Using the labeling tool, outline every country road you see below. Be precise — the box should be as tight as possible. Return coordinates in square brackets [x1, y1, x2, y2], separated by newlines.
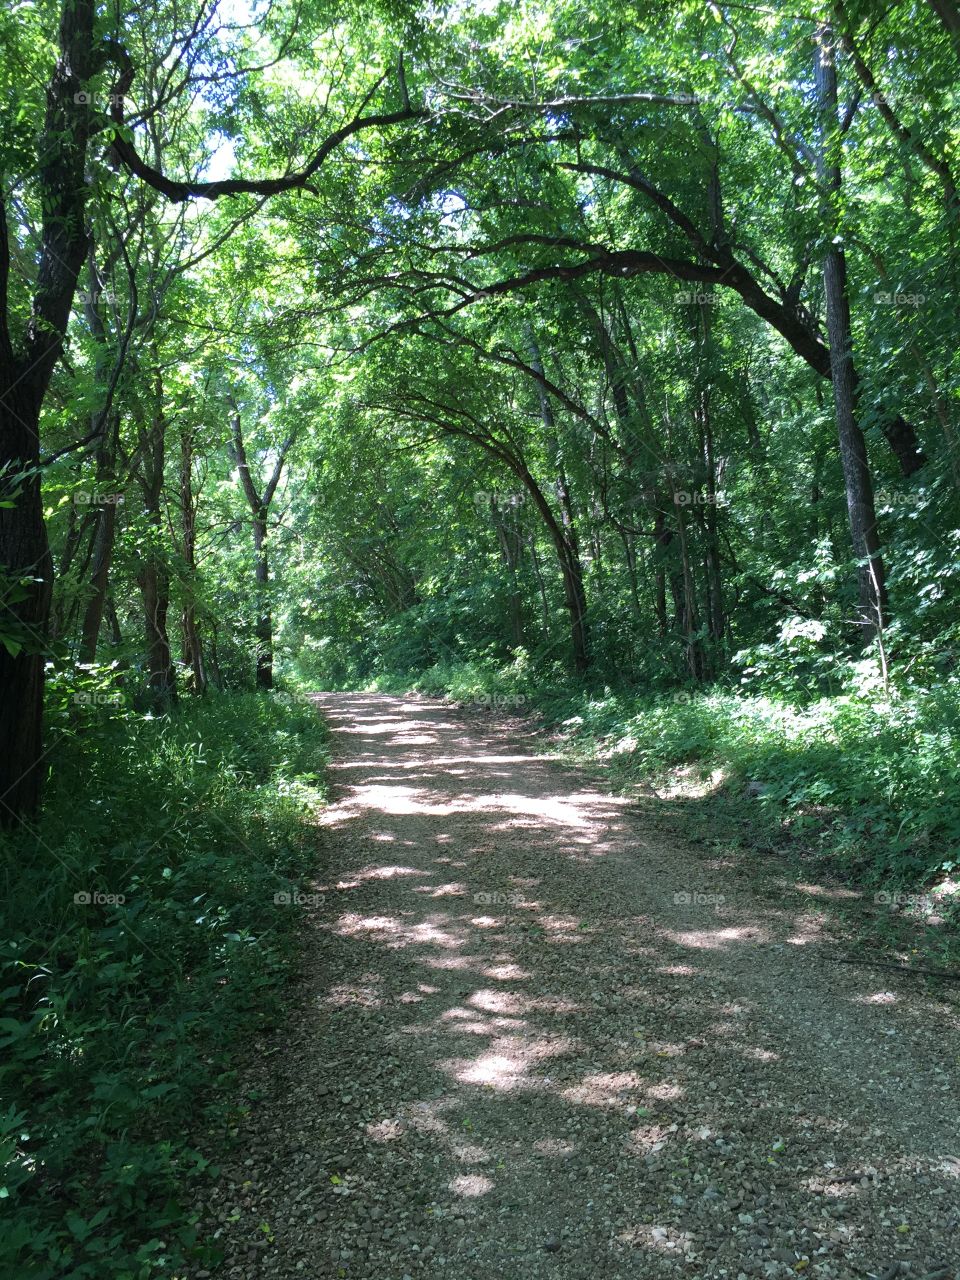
[193, 693, 960, 1280]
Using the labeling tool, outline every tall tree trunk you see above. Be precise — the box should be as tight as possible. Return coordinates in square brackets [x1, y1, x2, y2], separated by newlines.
[528, 534, 551, 634]
[251, 516, 273, 690]
[230, 404, 296, 690]
[139, 555, 176, 703]
[694, 295, 725, 651]
[179, 429, 207, 693]
[490, 498, 525, 651]
[0, 0, 97, 822]
[653, 509, 670, 638]
[524, 324, 590, 672]
[0, 396, 52, 824]
[78, 404, 122, 664]
[79, 493, 119, 663]
[815, 22, 887, 639]
[136, 389, 177, 707]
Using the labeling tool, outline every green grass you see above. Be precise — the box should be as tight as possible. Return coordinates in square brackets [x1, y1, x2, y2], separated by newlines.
[0, 687, 327, 1280]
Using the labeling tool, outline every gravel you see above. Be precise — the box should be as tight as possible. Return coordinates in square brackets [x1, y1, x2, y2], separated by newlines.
[184, 692, 960, 1280]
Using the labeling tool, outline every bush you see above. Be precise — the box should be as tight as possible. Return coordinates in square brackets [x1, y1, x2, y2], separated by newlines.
[0, 689, 327, 1280]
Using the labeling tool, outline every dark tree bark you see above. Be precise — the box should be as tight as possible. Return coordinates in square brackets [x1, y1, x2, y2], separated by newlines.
[230, 404, 296, 690]
[881, 415, 928, 477]
[79, 480, 120, 663]
[0, 0, 97, 823]
[179, 428, 207, 694]
[815, 23, 887, 638]
[135, 389, 177, 707]
[525, 325, 590, 673]
[489, 497, 526, 652]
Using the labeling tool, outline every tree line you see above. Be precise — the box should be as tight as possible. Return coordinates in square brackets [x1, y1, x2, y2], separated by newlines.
[2, 0, 958, 821]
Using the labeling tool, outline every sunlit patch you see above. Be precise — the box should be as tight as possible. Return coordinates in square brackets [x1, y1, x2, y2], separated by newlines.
[360, 863, 422, 878]
[795, 881, 861, 900]
[657, 963, 698, 976]
[854, 990, 897, 1005]
[561, 1080, 630, 1107]
[743, 1046, 779, 1061]
[415, 881, 468, 899]
[421, 954, 479, 971]
[644, 1081, 683, 1101]
[623, 1222, 697, 1255]
[452, 1052, 529, 1088]
[366, 1118, 402, 1141]
[623, 1130, 671, 1157]
[534, 1137, 576, 1157]
[656, 765, 728, 800]
[453, 1018, 501, 1036]
[470, 915, 506, 928]
[451, 1142, 489, 1163]
[666, 925, 767, 949]
[449, 1173, 493, 1197]
[482, 963, 531, 981]
[370, 832, 397, 842]
[398, 1100, 449, 1135]
[525, 995, 583, 1017]
[469, 989, 524, 1015]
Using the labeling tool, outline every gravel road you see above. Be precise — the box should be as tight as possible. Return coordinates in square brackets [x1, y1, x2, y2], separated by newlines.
[191, 693, 960, 1280]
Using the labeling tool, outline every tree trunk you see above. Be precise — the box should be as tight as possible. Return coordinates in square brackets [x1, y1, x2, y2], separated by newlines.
[0, 0, 97, 821]
[525, 324, 590, 672]
[0, 395, 52, 825]
[230, 405, 295, 690]
[179, 429, 207, 693]
[815, 22, 887, 639]
[136, 389, 177, 708]
[138, 557, 176, 704]
[252, 516, 273, 690]
[490, 498, 526, 651]
[653, 509, 669, 638]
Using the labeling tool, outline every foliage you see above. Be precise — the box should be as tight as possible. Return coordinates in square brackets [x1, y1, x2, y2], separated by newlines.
[3, 0, 960, 1262]
[0, 689, 327, 1279]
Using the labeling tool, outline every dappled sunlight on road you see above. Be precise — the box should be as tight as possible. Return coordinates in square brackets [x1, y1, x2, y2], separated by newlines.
[220, 692, 960, 1279]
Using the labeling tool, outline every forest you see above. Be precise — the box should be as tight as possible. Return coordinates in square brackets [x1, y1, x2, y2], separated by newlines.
[2, 0, 960, 1276]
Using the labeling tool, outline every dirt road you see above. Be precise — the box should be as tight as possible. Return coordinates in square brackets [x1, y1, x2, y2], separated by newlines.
[196, 693, 960, 1280]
